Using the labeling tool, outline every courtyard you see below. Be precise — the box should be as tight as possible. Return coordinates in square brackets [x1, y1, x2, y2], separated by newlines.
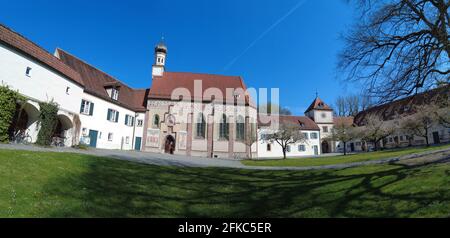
[0, 144, 449, 218]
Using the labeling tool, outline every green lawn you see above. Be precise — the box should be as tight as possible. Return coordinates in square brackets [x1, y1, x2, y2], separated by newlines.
[0, 149, 449, 218]
[242, 144, 450, 167]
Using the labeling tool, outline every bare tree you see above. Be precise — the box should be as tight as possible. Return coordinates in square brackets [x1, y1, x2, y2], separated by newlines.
[438, 107, 450, 128]
[347, 95, 360, 116]
[262, 122, 306, 159]
[327, 123, 358, 155]
[435, 88, 450, 128]
[258, 102, 292, 115]
[336, 94, 374, 116]
[360, 94, 375, 111]
[400, 104, 442, 146]
[358, 114, 396, 151]
[339, 0, 450, 103]
[280, 107, 293, 116]
[335, 96, 348, 116]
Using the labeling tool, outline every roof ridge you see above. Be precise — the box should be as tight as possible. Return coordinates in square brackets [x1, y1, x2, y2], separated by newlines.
[57, 48, 144, 91]
[0, 24, 83, 86]
[0, 24, 67, 67]
[362, 85, 449, 112]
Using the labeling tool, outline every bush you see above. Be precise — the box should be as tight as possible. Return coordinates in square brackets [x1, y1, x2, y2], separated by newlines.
[0, 85, 23, 142]
[36, 101, 59, 146]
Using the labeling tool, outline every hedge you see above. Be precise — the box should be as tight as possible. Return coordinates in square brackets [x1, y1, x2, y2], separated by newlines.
[0, 85, 23, 142]
[36, 101, 59, 146]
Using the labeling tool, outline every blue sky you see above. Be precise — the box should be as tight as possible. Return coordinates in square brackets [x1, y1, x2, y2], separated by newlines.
[0, 0, 359, 115]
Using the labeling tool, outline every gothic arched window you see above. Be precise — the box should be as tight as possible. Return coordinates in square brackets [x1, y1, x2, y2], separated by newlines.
[196, 113, 206, 138]
[153, 114, 160, 128]
[236, 116, 245, 141]
[219, 114, 229, 140]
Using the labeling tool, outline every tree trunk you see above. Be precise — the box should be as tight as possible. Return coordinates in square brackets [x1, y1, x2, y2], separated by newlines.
[282, 148, 287, 160]
[425, 135, 430, 147]
[343, 142, 347, 156]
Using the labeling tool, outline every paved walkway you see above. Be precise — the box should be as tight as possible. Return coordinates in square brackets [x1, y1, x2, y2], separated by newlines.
[0, 143, 449, 171]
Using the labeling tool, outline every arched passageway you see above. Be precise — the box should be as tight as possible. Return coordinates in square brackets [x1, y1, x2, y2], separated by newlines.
[52, 114, 73, 147]
[9, 102, 40, 143]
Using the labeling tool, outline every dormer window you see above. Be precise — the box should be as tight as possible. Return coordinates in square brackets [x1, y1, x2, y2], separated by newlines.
[111, 88, 119, 100]
[25, 67, 32, 77]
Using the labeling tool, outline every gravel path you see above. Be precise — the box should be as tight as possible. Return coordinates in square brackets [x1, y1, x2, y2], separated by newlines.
[1, 143, 449, 171]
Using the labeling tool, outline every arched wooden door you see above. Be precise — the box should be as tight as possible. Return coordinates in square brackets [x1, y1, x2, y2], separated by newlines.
[164, 135, 176, 154]
[322, 140, 330, 154]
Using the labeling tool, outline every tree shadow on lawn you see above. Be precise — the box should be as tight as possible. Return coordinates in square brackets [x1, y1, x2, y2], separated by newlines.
[42, 155, 450, 218]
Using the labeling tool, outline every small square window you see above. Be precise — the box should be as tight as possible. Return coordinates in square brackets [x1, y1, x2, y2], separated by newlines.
[111, 88, 119, 100]
[108, 109, 119, 122]
[126, 136, 130, 144]
[137, 119, 143, 127]
[81, 100, 93, 115]
[323, 126, 328, 133]
[303, 133, 309, 139]
[25, 67, 32, 77]
[298, 145, 306, 152]
[125, 115, 134, 127]
[66, 87, 70, 95]
[108, 133, 113, 141]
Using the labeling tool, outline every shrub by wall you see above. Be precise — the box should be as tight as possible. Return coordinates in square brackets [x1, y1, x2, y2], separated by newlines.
[0, 85, 23, 142]
[36, 101, 59, 146]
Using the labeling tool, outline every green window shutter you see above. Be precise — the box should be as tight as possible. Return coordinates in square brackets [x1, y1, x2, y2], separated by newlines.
[131, 117, 135, 126]
[125, 115, 129, 125]
[107, 109, 111, 121]
[89, 103, 94, 116]
[115, 112, 119, 123]
[80, 100, 85, 113]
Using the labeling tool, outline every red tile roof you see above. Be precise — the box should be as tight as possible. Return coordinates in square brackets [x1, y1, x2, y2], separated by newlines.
[0, 24, 84, 86]
[258, 114, 320, 131]
[305, 97, 333, 113]
[56, 49, 148, 112]
[333, 117, 354, 127]
[149, 72, 255, 107]
[354, 85, 450, 126]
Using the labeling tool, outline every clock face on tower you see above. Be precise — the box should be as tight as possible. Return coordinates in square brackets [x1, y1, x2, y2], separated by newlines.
[321, 113, 326, 118]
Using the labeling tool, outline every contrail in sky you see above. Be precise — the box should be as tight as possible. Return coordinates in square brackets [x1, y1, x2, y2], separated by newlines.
[222, 0, 308, 72]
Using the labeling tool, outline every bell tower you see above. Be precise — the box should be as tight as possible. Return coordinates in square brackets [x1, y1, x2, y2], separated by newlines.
[152, 38, 167, 78]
